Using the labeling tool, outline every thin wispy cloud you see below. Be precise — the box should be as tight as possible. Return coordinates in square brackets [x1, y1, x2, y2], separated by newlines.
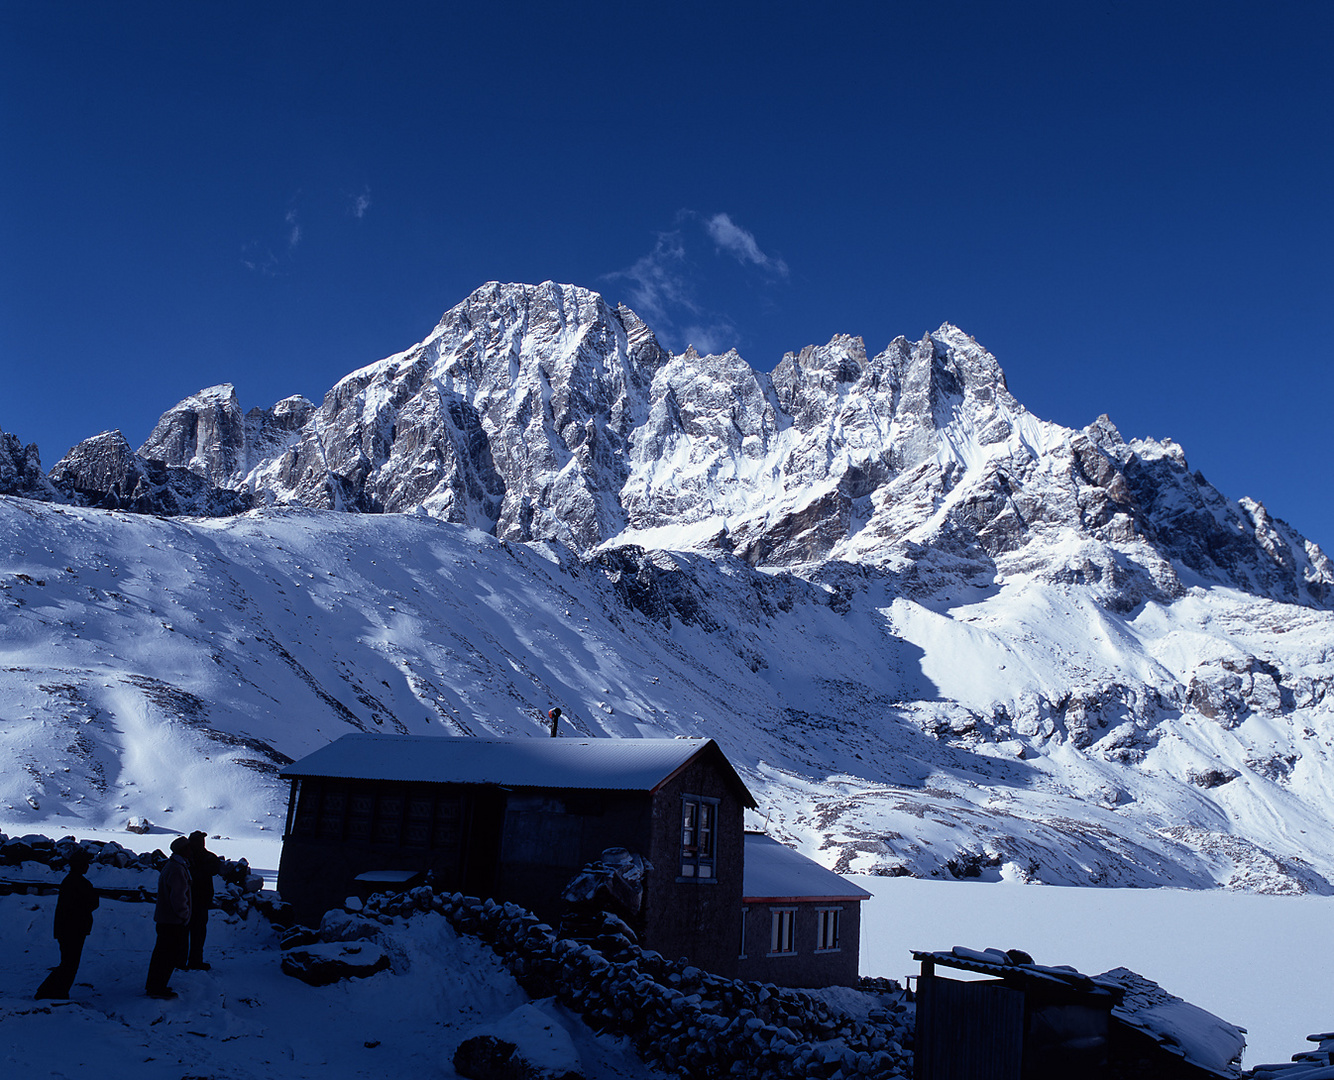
[607, 210, 788, 356]
[243, 201, 304, 276]
[241, 241, 284, 277]
[612, 230, 696, 329]
[350, 186, 372, 219]
[705, 212, 788, 277]
[681, 322, 740, 356]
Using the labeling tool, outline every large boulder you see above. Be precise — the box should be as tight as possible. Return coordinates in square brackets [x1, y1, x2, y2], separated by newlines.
[451, 1004, 583, 1080]
[280, 941, 391, 986]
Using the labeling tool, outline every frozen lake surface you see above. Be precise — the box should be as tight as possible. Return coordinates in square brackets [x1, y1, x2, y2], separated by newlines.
[853, 874, 1334, 1069]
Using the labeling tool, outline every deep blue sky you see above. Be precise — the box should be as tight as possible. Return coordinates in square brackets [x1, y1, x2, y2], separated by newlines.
[3, 2, 1331, 548]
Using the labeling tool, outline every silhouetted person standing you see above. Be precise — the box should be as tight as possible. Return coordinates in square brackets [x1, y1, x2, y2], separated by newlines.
[548, 707, 561, 736]
[34, 846, 99, 999]
[146, 836, 191, 1000]
[186, 830, 220, 970]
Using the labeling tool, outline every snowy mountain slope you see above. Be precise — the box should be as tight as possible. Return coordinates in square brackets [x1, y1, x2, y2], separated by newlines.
[2, 495, 1331, 894]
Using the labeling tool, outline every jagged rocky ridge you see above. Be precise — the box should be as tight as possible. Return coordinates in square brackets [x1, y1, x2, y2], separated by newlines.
[3, 282, 1334, 895]
[17, 281, 1330, 610]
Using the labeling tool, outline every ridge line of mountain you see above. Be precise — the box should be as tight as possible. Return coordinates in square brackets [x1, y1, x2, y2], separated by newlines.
[1, 280, 1329, 612]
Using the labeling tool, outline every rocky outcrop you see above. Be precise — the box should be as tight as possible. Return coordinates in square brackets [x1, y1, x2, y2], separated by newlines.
[138, 384, 247, 482]
[0, 426, 59, 501]
[136, 384, 316, 487]
[49, 430, 145, 505]
[49, 429, 252, 516]
[280, 941, 392, 985]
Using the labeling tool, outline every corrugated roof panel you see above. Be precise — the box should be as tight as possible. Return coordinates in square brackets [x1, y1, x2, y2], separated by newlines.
[742, 833, 872, 901]
[280, 733, 718, 792]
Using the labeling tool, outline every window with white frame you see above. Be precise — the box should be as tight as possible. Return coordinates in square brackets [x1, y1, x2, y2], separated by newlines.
[769, 908, 797, 956]
[680, 796, 718, 880]
[815, 907, 841, 952]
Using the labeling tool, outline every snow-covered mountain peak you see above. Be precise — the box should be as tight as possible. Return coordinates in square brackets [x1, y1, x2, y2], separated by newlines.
[13, 281, 1331, 612]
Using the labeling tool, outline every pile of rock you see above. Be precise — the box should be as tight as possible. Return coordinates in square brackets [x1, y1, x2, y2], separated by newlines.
[1246, 1032, 1334, 1078]
[286, 885, 913, 1080]
[0, 832, 288, 921]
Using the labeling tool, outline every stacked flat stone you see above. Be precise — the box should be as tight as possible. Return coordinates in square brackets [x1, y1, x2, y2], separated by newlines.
[1246, 1032, 1334, 1078]
[309, 885, 914, 1080]
[0, 831, 288, 921]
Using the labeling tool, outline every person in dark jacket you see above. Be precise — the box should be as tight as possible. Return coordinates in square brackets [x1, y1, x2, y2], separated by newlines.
[145, 836, 192, 1000]
[34, 846, 99, 999]
[185, 830, 220, 970]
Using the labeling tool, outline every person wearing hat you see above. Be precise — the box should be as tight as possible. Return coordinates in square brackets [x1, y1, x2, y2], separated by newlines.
[185, 830, 220, 970]
[145, 836, 192, 1000]
[34, 845, 99, 1000]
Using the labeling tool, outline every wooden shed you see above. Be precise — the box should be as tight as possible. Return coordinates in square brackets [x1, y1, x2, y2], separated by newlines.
[277, 734, 756, 976]
[912, 947, 1245, 1080]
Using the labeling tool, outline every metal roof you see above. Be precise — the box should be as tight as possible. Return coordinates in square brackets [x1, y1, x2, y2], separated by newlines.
[743, 833, 871, 902]
[911, 947, 1115, 998]
[280, 733, 755, 804]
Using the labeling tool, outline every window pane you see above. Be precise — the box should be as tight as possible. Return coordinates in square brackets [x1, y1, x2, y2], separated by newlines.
[347, 791, 374, 842]
[374, 793, 404, 845]
[318, 790, 346, 840]
[817, 910, 840, 950]
[433, 798, 461, 847]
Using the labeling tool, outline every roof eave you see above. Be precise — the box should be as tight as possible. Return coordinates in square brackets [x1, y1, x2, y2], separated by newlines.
[651, 738, 758, 808]
[744, 894, 870, 904]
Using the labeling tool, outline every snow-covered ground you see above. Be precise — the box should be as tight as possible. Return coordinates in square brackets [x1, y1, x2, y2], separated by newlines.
[0, 874, 661, 1080]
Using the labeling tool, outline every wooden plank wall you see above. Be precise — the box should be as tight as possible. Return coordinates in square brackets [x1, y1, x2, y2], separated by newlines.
[915, 975, 1024, 1080]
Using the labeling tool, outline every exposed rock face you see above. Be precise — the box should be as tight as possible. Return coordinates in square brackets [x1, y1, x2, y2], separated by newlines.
[49, 430, 145, 505]
[0, 426, 59, 501]
[135, 383, 315, 494]
[49, 429, 251, 516]
[251, 283, 658, 542]
[29, 281, 1332, 610]
[138, 384, 247, 482]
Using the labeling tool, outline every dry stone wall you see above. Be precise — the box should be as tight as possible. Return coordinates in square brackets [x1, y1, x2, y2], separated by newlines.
[301, 885, 914, 1080]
